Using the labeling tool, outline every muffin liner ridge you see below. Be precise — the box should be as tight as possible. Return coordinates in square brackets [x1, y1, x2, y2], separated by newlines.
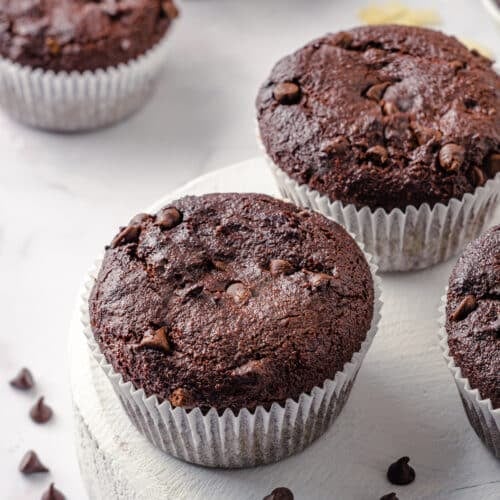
[438, 292, 500, 458]
[0, 32, 172, 132]
[270, 161, 500, 272]
[81, 219, 382, 468]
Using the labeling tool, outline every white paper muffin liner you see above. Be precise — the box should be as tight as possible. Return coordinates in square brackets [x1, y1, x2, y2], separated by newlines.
[268, 158, 500, 272]
[0, 33, 172, 132]
[81, 216, 382, 468]
[438, 292, 500, 458]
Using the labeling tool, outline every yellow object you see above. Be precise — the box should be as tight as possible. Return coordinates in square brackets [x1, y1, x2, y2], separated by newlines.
[359, 1, 441, 27]
[458, 38, 493, 59]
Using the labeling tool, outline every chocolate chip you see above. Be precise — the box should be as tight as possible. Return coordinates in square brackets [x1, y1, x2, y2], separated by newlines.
[450, 295, 477, 321]
[382, 101, 398, 115]
[45, 37, 61, 55]
[367, 145, 388, 164]
[486, 153, 500, 178]
[413, 124, 442, 146]
[380, 494, 398, 500]
[111, 225, 141, 248]
[365, 82, 390, 101]
[449, 60, 465, 72]
[138, 327, 171, 353]
[273, 82, 301, 105]
[307, 272, 333, 289]
[41, 483, 66, 500]
[439, 144, 465, 172]
[129, 213, 152, 226]
[269, 259, 294, 277]
[320, 136, 349, 155]
[77, 4, 111, 41]
[226, 282, 252, 305]
[156, 207, 182, 230]
[19, 450, 49, 475]
[387, 456, 416, 485]
[10, 368, 34, 390]
[263, 487, 294, 500]
[470, 166, 486, 187]
[29, 397, 53, 424]
[333, 31, 353, 48]
[162, 1, 179, 19]
[169, 388, 195, 409]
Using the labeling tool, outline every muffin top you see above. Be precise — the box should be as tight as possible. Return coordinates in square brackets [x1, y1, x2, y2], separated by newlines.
[256, 25, 500, 212]
[446, 225, 499, 409]
[0, 0, 178, 72]
[89, 193, 375, 413]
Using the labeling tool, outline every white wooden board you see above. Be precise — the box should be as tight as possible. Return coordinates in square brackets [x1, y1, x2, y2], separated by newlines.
[69, 158, 500, 500]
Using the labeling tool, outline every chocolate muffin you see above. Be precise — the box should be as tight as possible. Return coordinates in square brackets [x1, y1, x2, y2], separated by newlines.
[446, 225, 499, 408]
[257, 25, 500, 212]
[89, 193, 375, 413]
[0, 0, 178, 72]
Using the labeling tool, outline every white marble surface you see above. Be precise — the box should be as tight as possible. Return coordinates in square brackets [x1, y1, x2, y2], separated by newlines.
[0, 1, 498, 499]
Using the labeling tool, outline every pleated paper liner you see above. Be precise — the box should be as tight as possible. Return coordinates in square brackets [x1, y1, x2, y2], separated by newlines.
[267, 157, 500, 272]
[81, 207, 382, 468]
[438, 292, 500, 458]
[0, 33, 172, 132]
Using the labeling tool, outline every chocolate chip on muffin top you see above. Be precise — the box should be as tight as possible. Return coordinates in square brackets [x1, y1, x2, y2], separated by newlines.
[89, 193, 375, 412]
[0, 0, 178, 72]
[446, 225, 499, 408]
[257, 25, 500, 212]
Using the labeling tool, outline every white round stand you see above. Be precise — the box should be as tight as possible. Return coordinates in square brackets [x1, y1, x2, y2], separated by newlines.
[70, 158, 500, 500]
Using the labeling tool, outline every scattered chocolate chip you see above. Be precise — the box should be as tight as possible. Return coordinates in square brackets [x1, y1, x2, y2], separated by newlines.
[269, 259, 294, 277]
[10, 368, 34, 390]
[111, 225, 141, 248]
[41, 483, 66, 500]
[485, 153, 500, 178]
[320, 136, 349, 155]
[365, 82, 390, 101]
[449, 60, 465, 72]
[382, 101, 398, 115]
[129, 213, 152, 226]
[19, 450, 49, 475]
[470, 166, 486, 187]
[212, 259, 228, 271]
[307, 271, 333, 289]
[156, 207, 182, 230]
[439, 144, 465, 172]
[387, 456, 416, 485]
[162, 0, 179, 19]
[226, 282, 252, 305]
[450, 295, 477, 321]
[138, 327, 171, 353]
[45, 37, 60, 55]
[29, 397, 53, 424]
[367, 145, 388, 164]
[334, 31, 353, 48]
[413, 124, 442, 146]
[263, 487, 294, 500]
[169, 388, 195, 409]
[273, 82, 301, 105]
[380, 494, 398, 500]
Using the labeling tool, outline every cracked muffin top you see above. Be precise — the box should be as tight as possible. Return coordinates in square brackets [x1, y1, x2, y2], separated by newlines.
[256, 25, 500, 212]
[0, 0, 178, 72]
[446, 225, 499, 409]
[89, 193, 375, 412]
